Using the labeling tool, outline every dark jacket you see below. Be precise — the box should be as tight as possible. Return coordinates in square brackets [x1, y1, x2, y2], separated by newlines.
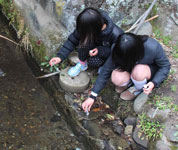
[92, 37, 171, 95]
[57, 10, 123, 61]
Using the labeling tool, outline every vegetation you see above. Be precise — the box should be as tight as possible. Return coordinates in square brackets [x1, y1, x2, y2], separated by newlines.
[171, 85, 177, 92]
[0, 0, 49, 62]
[153, 28, 178, 58]
[40, 56, 59, 73]
[149, 95, 178, 112]
[40, 55, 69, 73]
[138, 113, 164, 141]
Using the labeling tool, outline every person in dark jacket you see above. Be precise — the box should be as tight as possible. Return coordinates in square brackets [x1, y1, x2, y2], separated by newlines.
[82, 33, 170, 111]
[49, 7, 123, 106]
[49, 7, 123, 78]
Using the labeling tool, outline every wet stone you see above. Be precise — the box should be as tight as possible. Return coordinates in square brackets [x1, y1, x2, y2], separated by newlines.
[133, 128, 148, 149]
[124, 117, 137, 127]
[156, 141, 171, 150]
[82, 120, 102, 138]
[124, 125, 133, 135]
[147, 108, 170, 123]
[166, 128, 178, 143]
[134, 92, 148, 113]
[113, 125, 124, 135]
[112, 120, 124, 135]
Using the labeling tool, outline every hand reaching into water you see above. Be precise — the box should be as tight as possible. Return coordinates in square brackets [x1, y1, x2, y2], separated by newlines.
[82, 97, 94, 112]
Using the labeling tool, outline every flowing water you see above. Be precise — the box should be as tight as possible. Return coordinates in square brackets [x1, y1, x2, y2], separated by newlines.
[0, 12, 84, 150]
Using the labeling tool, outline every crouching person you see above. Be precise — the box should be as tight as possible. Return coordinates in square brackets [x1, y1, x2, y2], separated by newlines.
[111, 33, 171, 100]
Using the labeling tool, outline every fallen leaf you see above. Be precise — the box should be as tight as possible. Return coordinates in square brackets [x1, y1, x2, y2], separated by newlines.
[92, 108, 102, 112]
[106, 114, 115, 120]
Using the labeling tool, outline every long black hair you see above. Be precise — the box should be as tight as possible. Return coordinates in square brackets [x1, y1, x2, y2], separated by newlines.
[76, 7, 105, 47]
[112, 33, 148, 73]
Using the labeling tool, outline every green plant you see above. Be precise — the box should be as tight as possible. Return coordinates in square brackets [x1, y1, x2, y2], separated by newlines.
[169, 69, 176, 76]
[40, 56, 59, 73]
[151, 95, 178, 112]
[154, 28, 172, 47]
[60, 59, 68, 70]
[153, 28, 178, 58]
[172, 43, 178, 58]
[138, 113, 164, 141]
[162, 36, 172, 46]
[171, 85, 177, 92]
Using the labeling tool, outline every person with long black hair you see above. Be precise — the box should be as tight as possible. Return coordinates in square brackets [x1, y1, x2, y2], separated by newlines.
[82, 33, 170, 111]
[49, 7, 123, 76]
[111, 33, 170, 100]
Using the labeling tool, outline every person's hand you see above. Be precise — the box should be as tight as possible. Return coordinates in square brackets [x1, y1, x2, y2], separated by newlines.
[89, 48, 98, 57]
[82, 97, 95, 112]
[143, 82, 155, 95]
[49, 57, 61, 66]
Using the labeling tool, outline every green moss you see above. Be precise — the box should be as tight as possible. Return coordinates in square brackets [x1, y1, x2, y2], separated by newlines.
[170, 146, 178, 150]
[1, 1, 50, 63]
[30, 38, 47, 63]
[0, 0, 21, 29]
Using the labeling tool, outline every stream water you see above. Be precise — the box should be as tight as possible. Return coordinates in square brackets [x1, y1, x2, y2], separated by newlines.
[0, 12, 84, 150]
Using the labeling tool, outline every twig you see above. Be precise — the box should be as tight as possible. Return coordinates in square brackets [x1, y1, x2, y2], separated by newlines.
[36, 70, 61, 79]
[134, 0, 158, 34]
[126, 13, 146, 33]
[0, 34, 18, 45]
[126, 15, 158, 32]
[152, 107, 159, 118]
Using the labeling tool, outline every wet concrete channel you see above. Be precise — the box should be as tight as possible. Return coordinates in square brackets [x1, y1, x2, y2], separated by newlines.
[0, 11, 85, 150]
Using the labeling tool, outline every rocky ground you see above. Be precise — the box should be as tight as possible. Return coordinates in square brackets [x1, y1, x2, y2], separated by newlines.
[57, 27, 178, 149]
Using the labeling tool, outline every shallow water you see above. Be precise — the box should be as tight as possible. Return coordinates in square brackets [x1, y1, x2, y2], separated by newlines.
[0, 12, 84, 150]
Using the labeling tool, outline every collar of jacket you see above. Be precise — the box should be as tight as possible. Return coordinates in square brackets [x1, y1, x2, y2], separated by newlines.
[99, 10, 114, 37]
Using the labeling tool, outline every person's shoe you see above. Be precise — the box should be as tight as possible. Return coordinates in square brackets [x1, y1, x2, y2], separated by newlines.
[120, 86, 141, 101]
[68, 62, 88, 77]
[115, 86, 128, 94]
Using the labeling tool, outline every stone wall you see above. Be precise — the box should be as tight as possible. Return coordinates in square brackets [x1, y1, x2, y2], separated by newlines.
[11, 0, 178, 60]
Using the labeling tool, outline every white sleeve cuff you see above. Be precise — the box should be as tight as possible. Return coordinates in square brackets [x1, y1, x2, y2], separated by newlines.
[91, 91, 98, 97]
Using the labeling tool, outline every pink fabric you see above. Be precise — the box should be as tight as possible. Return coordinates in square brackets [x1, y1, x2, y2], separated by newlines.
[79, 60, 87, 65]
